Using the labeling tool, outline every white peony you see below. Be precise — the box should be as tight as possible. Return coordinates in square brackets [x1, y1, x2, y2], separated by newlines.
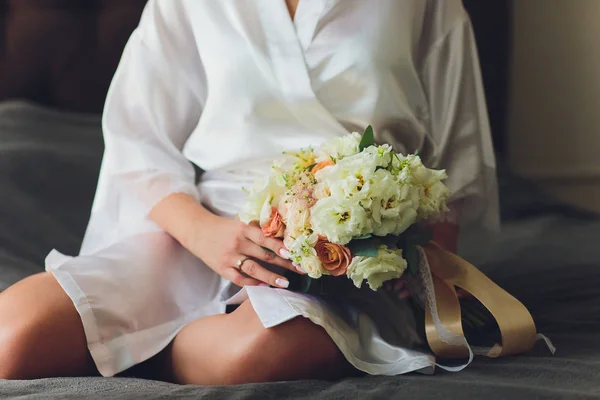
[238, 174, 286, 224]
[319, 151, 379, 202]
[362, 144, 393, 168]
[372, 205, 418, 237]
[369, 170, 419, 236]
[368, 169, 399, 217]
[401, 155, 450, 220]
[346, 245, 408, 290]
[310, 197, 369, 245]
[316, 132, 362, 162]
[418, 181, 450, 219]
[391, 208, 419, 235]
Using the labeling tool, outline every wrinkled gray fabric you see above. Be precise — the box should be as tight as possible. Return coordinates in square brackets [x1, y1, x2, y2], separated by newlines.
[1, 101, 600, 399]
[1, 334, 599, 400]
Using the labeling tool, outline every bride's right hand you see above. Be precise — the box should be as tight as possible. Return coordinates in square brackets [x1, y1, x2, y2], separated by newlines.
[189, 213, 301, 288]
[150, 193, 302, 288]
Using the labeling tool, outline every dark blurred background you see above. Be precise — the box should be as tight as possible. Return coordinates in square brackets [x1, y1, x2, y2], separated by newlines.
[0, 0, 511, 152]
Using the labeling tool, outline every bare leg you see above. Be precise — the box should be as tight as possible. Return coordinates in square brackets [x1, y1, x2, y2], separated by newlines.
[159, 300, 357, 385]
[0, 274, 356, 384]
[0, 273, 97, 379]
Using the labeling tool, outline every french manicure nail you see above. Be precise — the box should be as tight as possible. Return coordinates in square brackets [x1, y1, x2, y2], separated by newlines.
[279, 248, 290, 259]
[295, 265, 306, 274]
[275, 278, 289, 289]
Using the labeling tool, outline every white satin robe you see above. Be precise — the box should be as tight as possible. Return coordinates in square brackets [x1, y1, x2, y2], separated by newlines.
[46, 0, 499, 377]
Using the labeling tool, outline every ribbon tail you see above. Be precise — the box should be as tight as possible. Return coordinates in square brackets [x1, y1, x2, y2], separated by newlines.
[425, 274, 470, 359]
[423, 242, 538, 358]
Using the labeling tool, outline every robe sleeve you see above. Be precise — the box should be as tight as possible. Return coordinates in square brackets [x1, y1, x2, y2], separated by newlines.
[81, 1, 207, 252]
[419, 13, 500, 232]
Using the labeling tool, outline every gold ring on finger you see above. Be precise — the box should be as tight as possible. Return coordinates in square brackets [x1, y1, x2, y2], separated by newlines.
[236, 257, 249, 270]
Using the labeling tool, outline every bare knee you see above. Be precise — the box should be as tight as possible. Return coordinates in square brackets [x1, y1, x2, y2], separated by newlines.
[0, 273, 96, 380]
[220, 317, 348, 385]
[219, 330, 284, 385]
[0, 280, 40, 380]
[0, 323, 36, 380]
[168, 301, 353, 385]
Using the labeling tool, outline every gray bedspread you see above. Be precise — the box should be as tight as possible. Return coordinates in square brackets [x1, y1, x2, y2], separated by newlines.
[1, 101, 599, 399]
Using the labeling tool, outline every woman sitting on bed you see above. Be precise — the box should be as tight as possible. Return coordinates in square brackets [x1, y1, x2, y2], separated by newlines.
[0, 0, 497, 384]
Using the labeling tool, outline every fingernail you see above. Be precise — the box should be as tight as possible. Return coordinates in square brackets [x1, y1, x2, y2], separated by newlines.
[275, 278, 289, 288]
[295, 265, 306, 274]
[279, 248, 290, 259]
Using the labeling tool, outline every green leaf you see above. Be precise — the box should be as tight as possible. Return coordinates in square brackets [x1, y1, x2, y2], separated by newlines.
[359, 125, 375, 151]
[348, 239, 379, 257]
[405, 244, 420, 275]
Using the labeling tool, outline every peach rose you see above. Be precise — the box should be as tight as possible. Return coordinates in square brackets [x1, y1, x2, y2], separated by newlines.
[262, 207, 285, 238]
[315, 236, 352, 276]
[311, 159, 335, 176]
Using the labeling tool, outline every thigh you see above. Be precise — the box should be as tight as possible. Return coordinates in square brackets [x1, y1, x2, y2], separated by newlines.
[158, 300, 357, 385]
[0, 273, 97, 379]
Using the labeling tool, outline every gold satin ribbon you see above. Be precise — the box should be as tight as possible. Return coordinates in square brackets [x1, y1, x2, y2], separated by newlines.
[423, 242, 537, 359]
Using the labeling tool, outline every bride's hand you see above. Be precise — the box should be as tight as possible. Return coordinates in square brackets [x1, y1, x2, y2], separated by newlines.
[190, 214, 301, 288]
[150, 193, 301, 289]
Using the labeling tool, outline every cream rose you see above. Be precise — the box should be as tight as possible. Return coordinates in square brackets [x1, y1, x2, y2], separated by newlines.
[313, 182, 331, 200]
[283, 203, 311, 240]
[300, 255, 324, 279]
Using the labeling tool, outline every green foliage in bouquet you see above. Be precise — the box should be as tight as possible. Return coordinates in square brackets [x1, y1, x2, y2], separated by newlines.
[358, 125, 375, 151]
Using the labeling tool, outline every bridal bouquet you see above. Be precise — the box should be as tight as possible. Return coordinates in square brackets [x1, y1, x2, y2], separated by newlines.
[239, 126, 449, 291]
[239, 126, 544, 364]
